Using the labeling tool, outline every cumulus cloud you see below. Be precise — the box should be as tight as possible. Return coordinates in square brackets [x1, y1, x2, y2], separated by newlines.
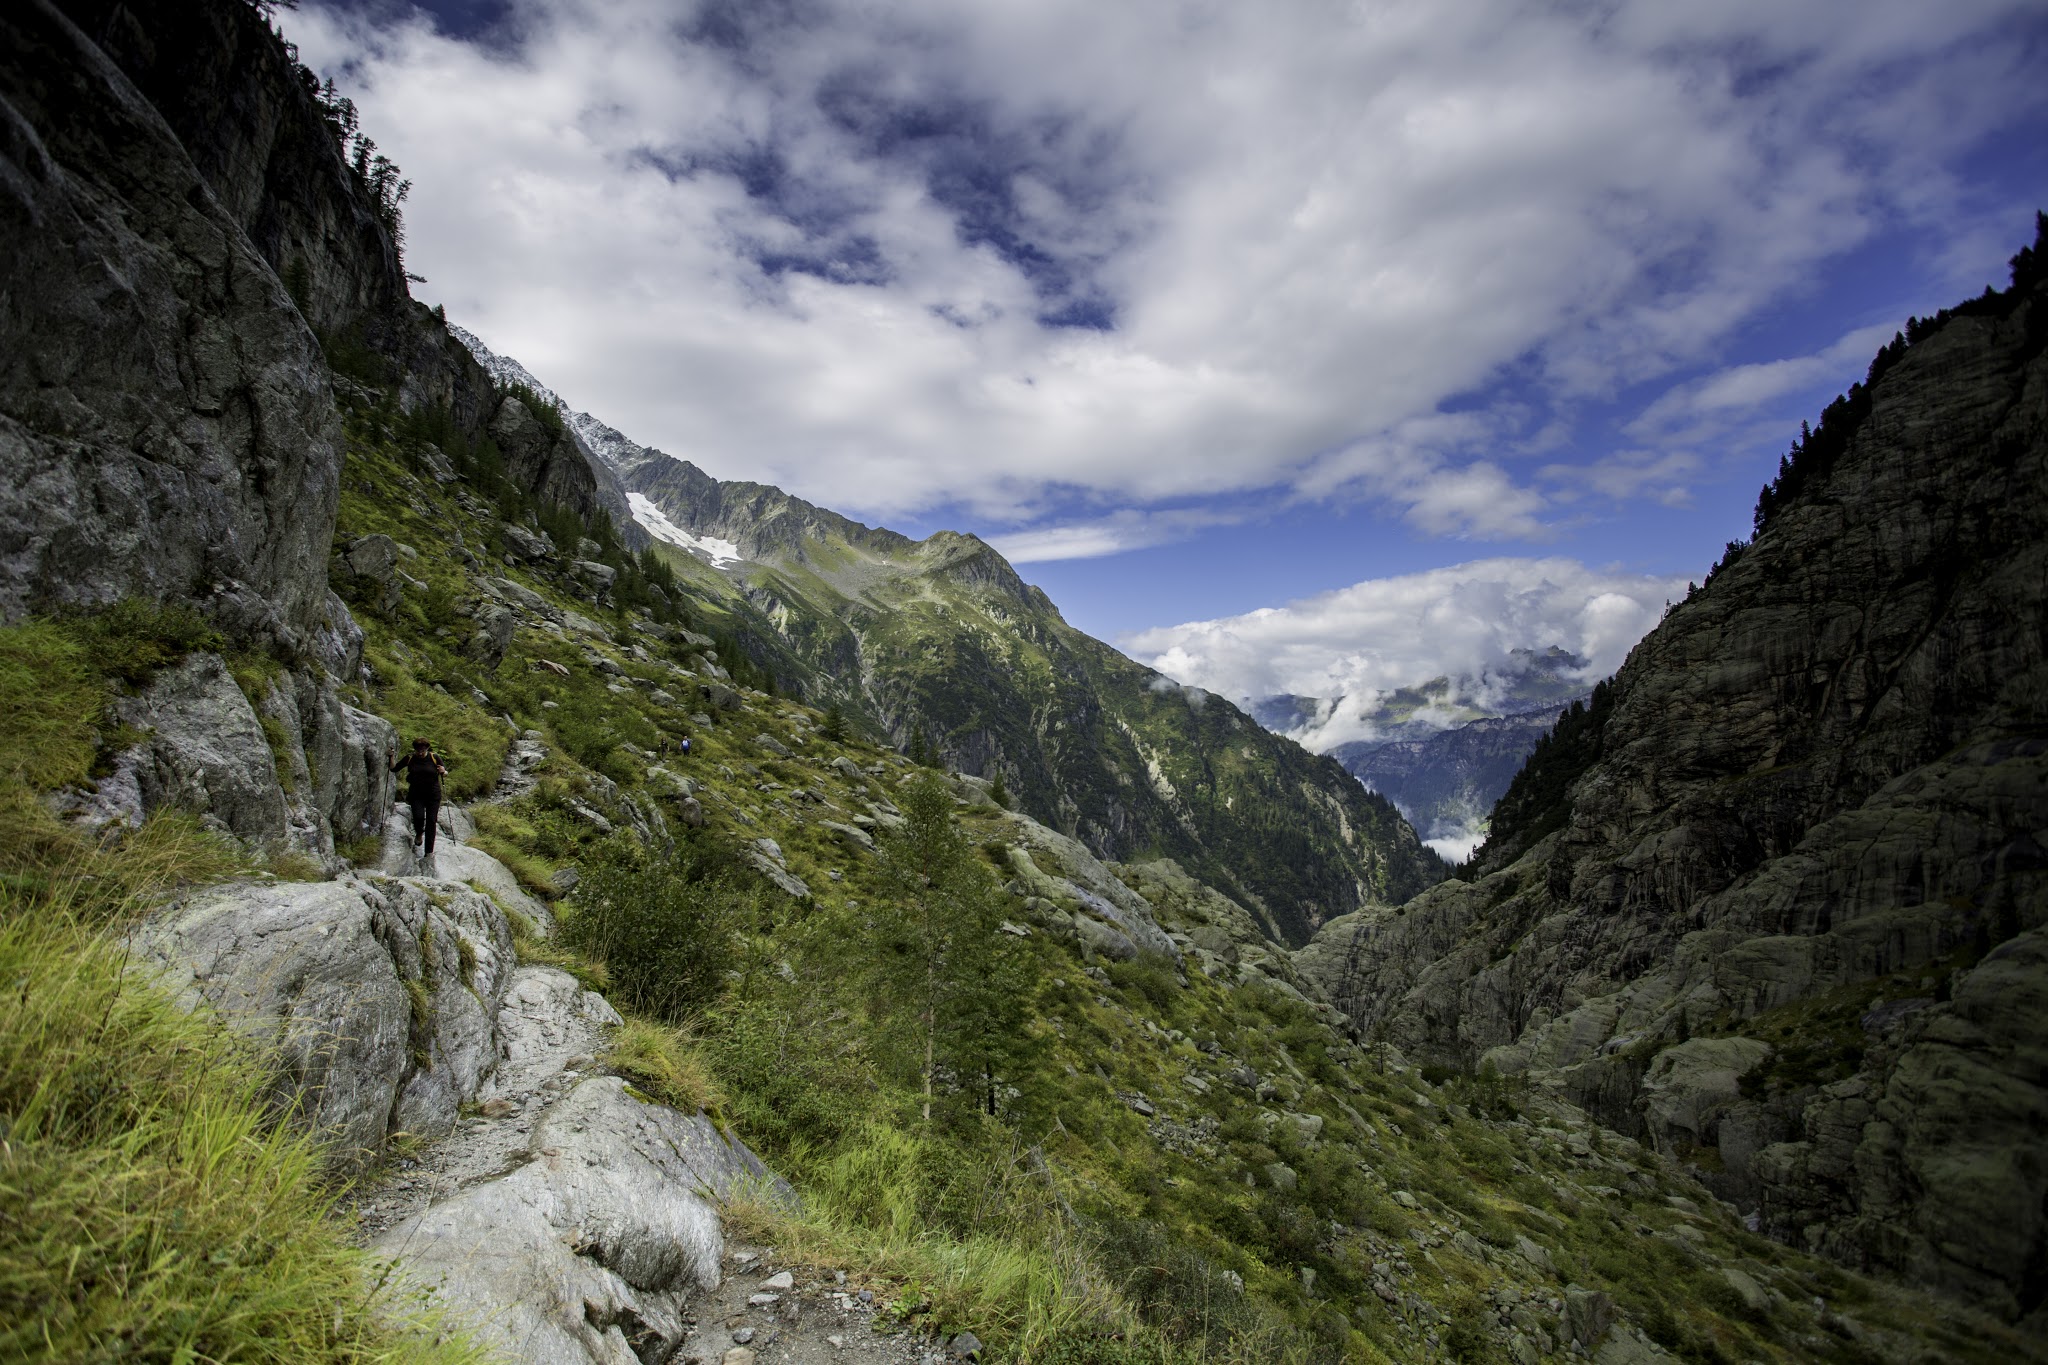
[285, 0, 2043, 540]
[1123, 557, 1688, 750]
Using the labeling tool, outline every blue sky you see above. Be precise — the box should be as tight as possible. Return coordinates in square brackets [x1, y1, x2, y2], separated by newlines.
[290, 0, 2048, 731]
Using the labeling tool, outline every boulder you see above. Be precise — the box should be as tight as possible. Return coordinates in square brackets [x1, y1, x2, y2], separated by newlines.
[112, 652, 289, 847]
[375, 1077, 785, 1364]
[132, 872, 515, 1171]
[343, 534, 400, 613]
[1073, 913, 1138, 961]
[1003, 835, 1176, 958]
[1564, 1286, 1616, 1348]
[468, 603, 517, 668]
[573, 558, 617, 590]
[820, 820, 875, 853]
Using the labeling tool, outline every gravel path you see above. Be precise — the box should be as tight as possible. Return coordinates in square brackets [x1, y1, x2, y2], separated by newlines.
[673, 1246, 947, 1365]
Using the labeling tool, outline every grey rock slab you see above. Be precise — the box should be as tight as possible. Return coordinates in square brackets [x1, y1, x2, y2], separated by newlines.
[1638, 1037, 1772, 1154]
[1002, 831, 1176, 958]
[746, 850, 811, 899]
[821, 821, 875, 853]
[312, 690, 397, 845]
[113, 653, 288, 847]
[374, 1077, 785, 1365]
[349, 965, 620, 1241]
[1072, 913, 1138, 962]
[501, 524, 554, 562]
[487, 575, 559, 621]
[434, 839, 555, 937]
[134, 873, 513, 1172]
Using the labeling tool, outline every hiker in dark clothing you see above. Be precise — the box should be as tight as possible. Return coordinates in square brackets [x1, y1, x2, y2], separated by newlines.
[391, 738, 447, 857]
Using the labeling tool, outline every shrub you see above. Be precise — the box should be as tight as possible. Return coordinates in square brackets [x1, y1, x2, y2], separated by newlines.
[704, 995, 876, 1151]
[563, 837, 750, 1023]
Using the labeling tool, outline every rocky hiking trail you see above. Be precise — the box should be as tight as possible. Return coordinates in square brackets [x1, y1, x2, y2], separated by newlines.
[671, 1248, 953, 1365]
[330, 803, 954, 1365]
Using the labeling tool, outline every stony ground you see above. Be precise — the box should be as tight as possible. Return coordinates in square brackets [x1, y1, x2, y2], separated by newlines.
[672, 1246, 953, 1365]
[343, 960, 620, 1242]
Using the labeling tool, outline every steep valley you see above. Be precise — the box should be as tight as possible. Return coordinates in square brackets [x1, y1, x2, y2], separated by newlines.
[0, 2, 2044, 1364]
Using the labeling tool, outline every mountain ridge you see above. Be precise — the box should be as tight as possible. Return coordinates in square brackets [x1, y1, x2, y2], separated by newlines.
[1296, 220, 2048, 1324]
[449, 327, 1449, 944]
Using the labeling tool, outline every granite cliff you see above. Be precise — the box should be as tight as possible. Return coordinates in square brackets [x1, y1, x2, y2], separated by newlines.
[1297, 226, 2048, 1327]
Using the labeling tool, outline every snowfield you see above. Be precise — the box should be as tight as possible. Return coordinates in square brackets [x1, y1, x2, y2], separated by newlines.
[628, 493, 744, 568]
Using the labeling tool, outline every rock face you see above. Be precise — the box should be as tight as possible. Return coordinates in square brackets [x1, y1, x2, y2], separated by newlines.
[134, 868, 517, 1170]
[0, 0, 341, 642]
[1299, 241, 2048, 1322]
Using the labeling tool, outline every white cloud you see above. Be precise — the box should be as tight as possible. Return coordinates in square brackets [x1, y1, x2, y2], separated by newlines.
[1542, 449, 1701, 508]
[985, 506, 1241, 563]
[286, 0, 2044, 540]
[1123, 557, 1687, 750]
[1630, 322, 1903, 441]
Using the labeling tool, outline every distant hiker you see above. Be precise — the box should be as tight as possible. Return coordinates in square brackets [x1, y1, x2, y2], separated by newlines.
[391, 738, 448, 857]
[680, 733, 692, 757]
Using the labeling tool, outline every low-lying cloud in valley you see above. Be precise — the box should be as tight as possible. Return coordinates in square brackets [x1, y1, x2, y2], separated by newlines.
[1124, 558, 1689, 751]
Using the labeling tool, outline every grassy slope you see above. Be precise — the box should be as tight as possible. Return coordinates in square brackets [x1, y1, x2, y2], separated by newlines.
[318, 397, 2034, 1365]
[690, 524, 1445, 947]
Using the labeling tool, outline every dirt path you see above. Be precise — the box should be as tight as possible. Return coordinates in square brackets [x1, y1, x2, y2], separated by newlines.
[672, 1245, 949, 1365]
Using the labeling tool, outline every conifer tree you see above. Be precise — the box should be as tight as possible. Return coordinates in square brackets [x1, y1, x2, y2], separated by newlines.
[875, 774, 1037, 1123]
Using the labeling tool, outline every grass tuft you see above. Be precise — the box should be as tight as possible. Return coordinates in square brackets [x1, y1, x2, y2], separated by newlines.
[608, 1018, 726, 1116]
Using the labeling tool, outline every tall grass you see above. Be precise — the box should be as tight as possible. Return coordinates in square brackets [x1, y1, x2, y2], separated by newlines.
[0, 614, 477, 1361]
[0, 895, 481, 1362]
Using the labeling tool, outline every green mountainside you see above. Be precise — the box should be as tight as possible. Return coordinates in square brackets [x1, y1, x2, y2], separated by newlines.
[451, 340, 1446, 946]
[301, 402, 2032, 1364]
[662, 512, 1444, 947]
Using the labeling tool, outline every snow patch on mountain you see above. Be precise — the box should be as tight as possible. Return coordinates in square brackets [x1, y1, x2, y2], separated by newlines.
[628, 493, 743, 568]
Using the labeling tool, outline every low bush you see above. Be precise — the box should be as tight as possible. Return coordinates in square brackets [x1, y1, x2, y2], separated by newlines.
[564, 836, 751, 1022]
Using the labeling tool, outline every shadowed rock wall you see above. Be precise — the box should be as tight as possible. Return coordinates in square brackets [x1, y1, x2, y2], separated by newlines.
[1299, 235, 2048, 1325]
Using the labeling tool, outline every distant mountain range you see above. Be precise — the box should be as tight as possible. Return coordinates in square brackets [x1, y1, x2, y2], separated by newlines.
[1249, 647, 1590, 860]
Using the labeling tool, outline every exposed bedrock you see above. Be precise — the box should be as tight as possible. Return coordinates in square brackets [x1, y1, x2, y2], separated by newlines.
[1299, 262, 2048, 1321]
